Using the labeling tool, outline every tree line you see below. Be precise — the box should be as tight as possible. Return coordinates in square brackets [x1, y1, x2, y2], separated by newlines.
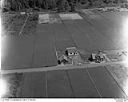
[2, 0, 128, 12]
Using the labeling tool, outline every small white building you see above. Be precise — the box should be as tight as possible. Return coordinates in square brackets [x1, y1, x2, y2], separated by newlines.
[66, 47, 79, 58]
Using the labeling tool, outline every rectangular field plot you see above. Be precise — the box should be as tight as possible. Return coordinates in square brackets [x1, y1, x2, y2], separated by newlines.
[67, 69, 100, 97]
[87, 66, 126, 98]
[38, 14, 50, 24]
[20, 72, 46, 97]
[59, 13, 83, 20]
[38, 14, 61, 24]
[47, 70, 73, 97]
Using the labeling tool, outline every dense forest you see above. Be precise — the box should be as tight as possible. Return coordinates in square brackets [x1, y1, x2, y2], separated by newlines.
[2, 0, 128, 12]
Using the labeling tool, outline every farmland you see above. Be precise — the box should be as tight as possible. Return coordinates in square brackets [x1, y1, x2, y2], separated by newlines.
[1, 0, 128, 98]
[1, 9, 128, 69]
[2, 64, 128, 97]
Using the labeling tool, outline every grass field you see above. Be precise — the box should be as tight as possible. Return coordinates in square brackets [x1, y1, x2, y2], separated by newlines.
[1, 10, 128, 70]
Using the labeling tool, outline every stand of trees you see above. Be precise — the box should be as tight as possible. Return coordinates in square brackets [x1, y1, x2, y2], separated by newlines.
[2, 0, 128, 12]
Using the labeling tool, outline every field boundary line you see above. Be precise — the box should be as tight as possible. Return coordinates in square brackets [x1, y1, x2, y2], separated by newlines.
[86, 68, 102, 97]
[1, 61, 127, 74]
[19, 14, 29, 36]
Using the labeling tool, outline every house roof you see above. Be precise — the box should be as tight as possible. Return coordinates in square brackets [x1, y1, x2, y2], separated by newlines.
[66, 47, 78, 53]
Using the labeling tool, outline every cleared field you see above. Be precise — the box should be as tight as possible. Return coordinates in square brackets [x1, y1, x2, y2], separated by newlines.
[79, 10, 127, 50]
[2, 14, 36, 69]
[32, 24, 57, 67]
[4, 66, 127, 98]
[1, 11, 128, 69]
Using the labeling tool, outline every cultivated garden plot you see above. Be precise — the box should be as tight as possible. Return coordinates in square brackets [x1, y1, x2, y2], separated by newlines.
[49, 14, 62, 24]
[59, 13, 83, 20]
[38, 14, 50, 24]
[38, 13, 62, 24]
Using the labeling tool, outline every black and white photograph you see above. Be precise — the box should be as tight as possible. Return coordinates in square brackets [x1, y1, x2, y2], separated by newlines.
[0, 0, 128, 100]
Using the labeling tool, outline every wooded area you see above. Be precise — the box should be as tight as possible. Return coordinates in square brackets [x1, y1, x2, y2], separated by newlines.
[2, 0, 128, 12]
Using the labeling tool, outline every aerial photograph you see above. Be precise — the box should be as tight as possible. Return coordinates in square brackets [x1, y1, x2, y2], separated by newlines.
[1, 0, 128, 99]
